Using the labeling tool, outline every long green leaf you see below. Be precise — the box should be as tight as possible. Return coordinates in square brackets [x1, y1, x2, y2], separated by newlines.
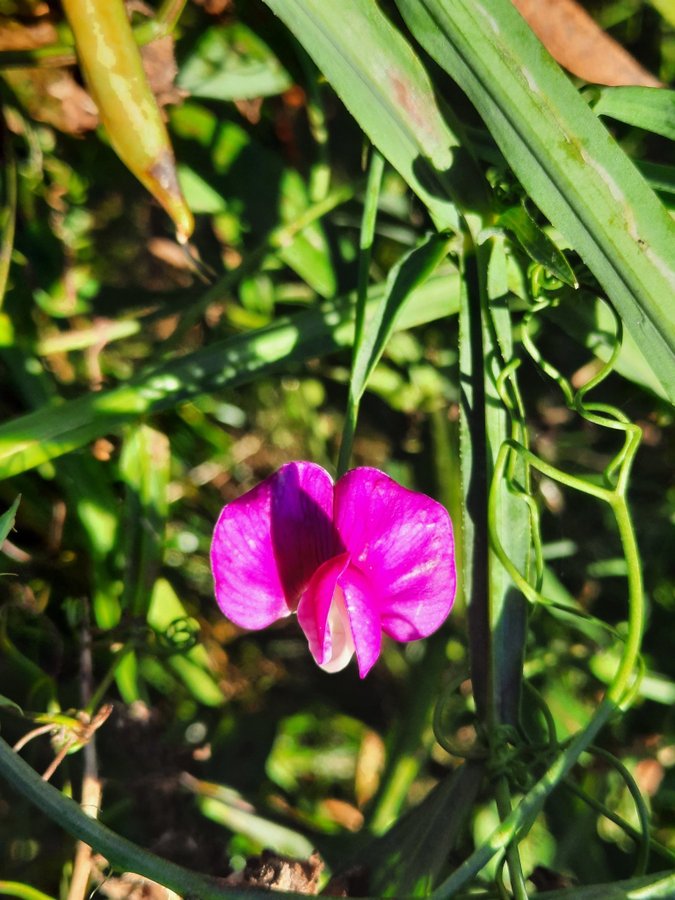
[364, 764, 484, 897]
[119, 425, 170, 618]
[396, 0, 675, 403]
[263, 0, 490, 233]
[0, 271, 460, 481]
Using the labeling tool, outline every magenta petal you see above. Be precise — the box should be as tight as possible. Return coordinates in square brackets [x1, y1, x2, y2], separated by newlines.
[297, 555, 382, 678]
[334, 467, 456, 643]
[211, 462, 338, 630]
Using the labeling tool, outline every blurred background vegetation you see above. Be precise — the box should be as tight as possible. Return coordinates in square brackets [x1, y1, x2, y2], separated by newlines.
[0, 0, 673, 897]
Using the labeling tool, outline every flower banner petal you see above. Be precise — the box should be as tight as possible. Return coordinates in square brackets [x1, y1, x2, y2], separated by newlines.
[334, 467, 456, 643]
[211, 462, 337, 630]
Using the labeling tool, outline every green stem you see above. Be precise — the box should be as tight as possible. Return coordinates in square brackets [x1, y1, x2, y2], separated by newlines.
[337, 149, 384, 476]
[0, 883, 56, 900]
[0, 736, 311, 900]
[606, 495, 644, 706]
[430, 697, 616, 898]
[494, 777, 529, 900]
[84, 644, 135, 717]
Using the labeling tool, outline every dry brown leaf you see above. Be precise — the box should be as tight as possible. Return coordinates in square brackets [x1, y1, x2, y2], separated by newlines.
[140, 34, 186, 109]
[0, 15, 55, 50]
[512, 0, 662, 86]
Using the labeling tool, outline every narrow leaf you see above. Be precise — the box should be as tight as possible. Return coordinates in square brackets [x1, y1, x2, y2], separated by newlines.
[365, 764, 484, 897]
[119, 425, 170, 618]
[350, 232, 452, 401]
[497, 205, 577, 286]
[591, 86, 675, 141]
[0, 495, 20, 546]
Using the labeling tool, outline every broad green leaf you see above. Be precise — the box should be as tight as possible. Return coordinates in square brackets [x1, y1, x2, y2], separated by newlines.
[497, 206, 577, 287]
[278, 169, 336, 298]
[350, 232, 452, 401]
[0, 270, 460, 481]
[178, 165, 227, 214]
[396, 0, 675, 403]
[56, 456, 121, 629]
[590, 86, 675, 141]
[647, 0, 675, 25]
[0, 495, 19, 546]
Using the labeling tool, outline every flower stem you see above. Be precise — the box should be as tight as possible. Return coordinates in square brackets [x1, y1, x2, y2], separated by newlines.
[337, 148, 384, 477]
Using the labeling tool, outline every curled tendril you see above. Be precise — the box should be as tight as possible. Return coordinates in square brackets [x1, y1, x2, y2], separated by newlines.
[528, 262, 564, 298]
[489, 292, 644, 710]
[518, 681, 558, 752]
[155, 616, 200, 656]
[584, 744, 651, 876]
[433, 672, 488, 761]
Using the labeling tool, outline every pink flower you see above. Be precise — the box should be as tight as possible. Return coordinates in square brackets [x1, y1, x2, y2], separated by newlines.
[210, 462, 456, 678]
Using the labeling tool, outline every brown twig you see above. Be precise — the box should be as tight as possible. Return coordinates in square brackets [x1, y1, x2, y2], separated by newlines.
[67, 603, 107, 900]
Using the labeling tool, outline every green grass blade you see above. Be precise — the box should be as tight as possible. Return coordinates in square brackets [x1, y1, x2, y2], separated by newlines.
[263, 0, 490, 232]
[0, 271, 460, 481]
[119, 425, 170, 617]
[396, 0, 675, 403]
